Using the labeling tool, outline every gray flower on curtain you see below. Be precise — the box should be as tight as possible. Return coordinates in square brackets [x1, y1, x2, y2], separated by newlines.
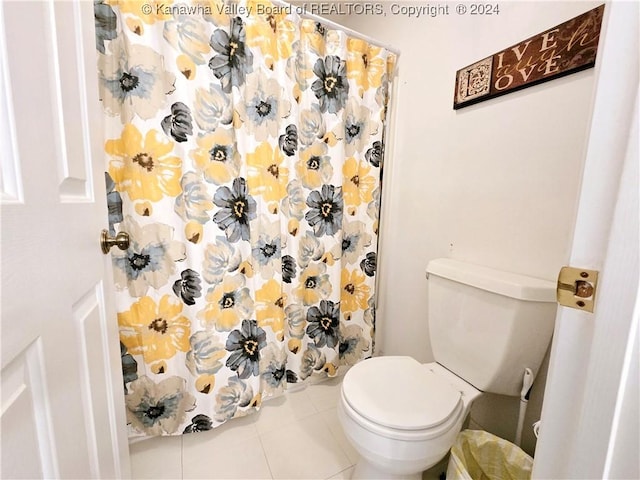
[208, 17, 253, 93]
[162, 102, 193, 143]
[305, 185, 343, 237]
[344, 99, 376, 157]
[281, 179, 306, 224]
[193, 83, 233, 131]
[360, 252, 377, 277]
[297, 231, 325, 268]
[285, 304, 305, 352]
[94, 0, 117, 54]
[164, 13, 211, 65]
[282, 255, 297, 284]
[214, 376, 254, 422]
[183, 414, 213, 434]
[367, 186, 381, 223]
[105, 172, 123, 236]
[299, 344, 326, 380]
[298, 105, 326, 146]
[365, 141, 383, 167]
[186, 331, 226, 378]
[125, 376, 196, 436]
[339, 324, 370, 366]
[252, 233, 282, 279]
[259, 343, 287, 396]
[97, 36, 176, 122]
[112, 217, 187, 297]
[306, 300, 341, 348]
[364, 295, 376, 337]
[202, 236, 242, 284]
[173, 269, 202, 305]
[279, 124, 298, 156]
[174, 172, 214, 224]
[286, 370, 299, 383]
[225, 320, 267, 379]
[121, 342, 138, 393]
[311, 55, 349, 114]
[212, 178, 257, 242]
[341, 221, 372, 265]
[239, 74, 291, 141]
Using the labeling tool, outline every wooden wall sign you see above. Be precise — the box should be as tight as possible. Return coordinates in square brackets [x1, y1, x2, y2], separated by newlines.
[453, 5, 605, 109]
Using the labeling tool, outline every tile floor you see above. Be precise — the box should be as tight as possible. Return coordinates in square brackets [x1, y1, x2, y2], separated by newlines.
[129, 376, 449, 480]
[129, 376, 356, 480]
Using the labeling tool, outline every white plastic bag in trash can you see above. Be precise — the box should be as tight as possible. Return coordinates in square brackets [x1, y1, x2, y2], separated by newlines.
[446, 430, 533, 480]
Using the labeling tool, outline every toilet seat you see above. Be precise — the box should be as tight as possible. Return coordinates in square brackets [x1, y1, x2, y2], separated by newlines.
[342, 356, 463, 438]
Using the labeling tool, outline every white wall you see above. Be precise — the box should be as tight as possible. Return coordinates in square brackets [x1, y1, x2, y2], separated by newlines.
[324, 1, 600, 455]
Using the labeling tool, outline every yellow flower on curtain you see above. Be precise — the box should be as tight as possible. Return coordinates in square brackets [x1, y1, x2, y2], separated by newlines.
[296, 143, 333, 190]
[176, 55, 197, 80]
[247, 142, 289, 204]
[246, 0, 296, 68]
[346, 38, 386, 97]
[340, 268, 371, 318]
[106, 124, 181, 202]
[134, 201, 153, 216]
[185, 221, 203, 244]
[191, 128, 240, 185]
[198, 275, 254, 332]
[299, 20, 328, 57]
[125, 17, 145, 36]
[107, 0, 173, 24]
[119, 295, 191, 365]
[342, 157, 376, 213]
[300, 20, 342, 58]
[255, 279, 286, 341]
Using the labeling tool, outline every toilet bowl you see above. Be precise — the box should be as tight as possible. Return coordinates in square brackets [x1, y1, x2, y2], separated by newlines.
[338, 356, 480, 480]
[337, 259, 557, 479]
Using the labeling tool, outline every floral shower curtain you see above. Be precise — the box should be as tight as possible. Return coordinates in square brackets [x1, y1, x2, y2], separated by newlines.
[96, 0, 396, 437]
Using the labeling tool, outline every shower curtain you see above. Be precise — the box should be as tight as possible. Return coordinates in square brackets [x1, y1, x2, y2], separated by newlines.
[95, 0, 396, 437]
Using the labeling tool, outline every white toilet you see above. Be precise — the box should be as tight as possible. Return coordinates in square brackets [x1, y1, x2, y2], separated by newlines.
[337, 258, 557, 480]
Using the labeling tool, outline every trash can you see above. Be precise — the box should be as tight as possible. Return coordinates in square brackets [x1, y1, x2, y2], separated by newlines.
[446, 430, 534, 480]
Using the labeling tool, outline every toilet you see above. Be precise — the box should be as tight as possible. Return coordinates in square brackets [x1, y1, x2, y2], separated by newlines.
[337, 258, 557, 480]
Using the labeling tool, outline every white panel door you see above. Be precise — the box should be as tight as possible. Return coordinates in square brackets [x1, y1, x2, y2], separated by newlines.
[0, 1, 129, 478]
[532, 1, 639, 478]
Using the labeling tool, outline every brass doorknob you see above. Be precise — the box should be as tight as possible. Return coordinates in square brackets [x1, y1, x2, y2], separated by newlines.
[100, 229, 130, 254]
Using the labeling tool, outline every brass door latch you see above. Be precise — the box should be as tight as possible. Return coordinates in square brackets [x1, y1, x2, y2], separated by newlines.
[100, 229, 130, 254]
[557, 266, 598, 312]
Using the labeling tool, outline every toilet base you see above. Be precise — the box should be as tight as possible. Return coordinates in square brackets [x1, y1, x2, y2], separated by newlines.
[352, 458, 421, 480]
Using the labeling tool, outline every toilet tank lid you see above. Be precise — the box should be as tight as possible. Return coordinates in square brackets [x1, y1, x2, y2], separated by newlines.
[426, 258, 556, 302]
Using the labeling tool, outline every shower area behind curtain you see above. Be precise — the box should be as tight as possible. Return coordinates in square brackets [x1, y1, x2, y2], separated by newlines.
[95, 0, 397, 437]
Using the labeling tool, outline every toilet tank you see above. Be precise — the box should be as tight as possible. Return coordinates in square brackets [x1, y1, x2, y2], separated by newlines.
[426, 258, 557, 397]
